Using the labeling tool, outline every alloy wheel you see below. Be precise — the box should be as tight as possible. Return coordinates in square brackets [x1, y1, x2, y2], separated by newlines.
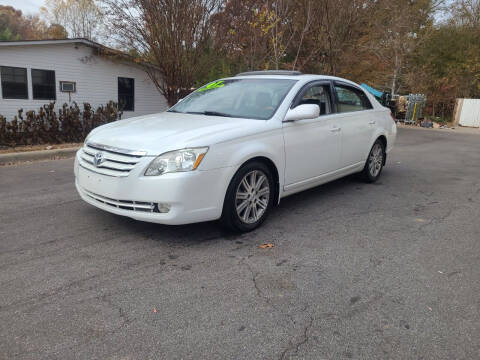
[368, 143, 383, 177]
[235, 170, 270, 224]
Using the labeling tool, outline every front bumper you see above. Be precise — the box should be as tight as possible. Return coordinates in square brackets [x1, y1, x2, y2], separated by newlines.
[74, 152, 234, 225]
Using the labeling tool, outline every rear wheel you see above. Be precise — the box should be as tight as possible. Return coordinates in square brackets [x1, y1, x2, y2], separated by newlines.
[220, 162, 274, 232]
[361, 140, 385, 183]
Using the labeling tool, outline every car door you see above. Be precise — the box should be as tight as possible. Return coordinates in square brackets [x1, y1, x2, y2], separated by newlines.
[282, 81, 342, 187]
[332, 82, 376, 168]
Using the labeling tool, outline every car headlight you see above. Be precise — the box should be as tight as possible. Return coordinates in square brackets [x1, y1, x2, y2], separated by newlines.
[144, 147, 209, 176]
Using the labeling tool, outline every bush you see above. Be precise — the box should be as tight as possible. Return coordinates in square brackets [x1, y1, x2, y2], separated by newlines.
[0, 101, 123, 148]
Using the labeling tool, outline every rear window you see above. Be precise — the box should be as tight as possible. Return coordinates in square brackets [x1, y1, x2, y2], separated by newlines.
[334, 85, 373, 113]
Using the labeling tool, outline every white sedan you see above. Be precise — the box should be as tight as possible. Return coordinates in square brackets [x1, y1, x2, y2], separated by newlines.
[74, 71, 396, 232]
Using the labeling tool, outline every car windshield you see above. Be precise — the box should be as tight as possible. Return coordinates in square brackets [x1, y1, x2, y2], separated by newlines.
[168, 78, 297, 120]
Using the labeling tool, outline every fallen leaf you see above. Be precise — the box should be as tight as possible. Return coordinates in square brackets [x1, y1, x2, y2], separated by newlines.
[259, 243, 274, 249]
[415, 218, 426, 223]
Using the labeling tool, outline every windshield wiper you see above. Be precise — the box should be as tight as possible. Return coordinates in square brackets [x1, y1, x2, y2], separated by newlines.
[186, 111, 232, 117]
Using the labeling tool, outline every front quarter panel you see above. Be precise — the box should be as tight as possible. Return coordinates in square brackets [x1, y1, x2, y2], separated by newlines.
[204, 126, 284, 168]
[198, 123, 285, 202]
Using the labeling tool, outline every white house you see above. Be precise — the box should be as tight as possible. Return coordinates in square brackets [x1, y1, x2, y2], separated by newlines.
[0, 38, 169, 120]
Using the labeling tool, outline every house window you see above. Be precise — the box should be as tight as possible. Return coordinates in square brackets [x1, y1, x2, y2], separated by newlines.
[118, 77, 134, 111]
[32, 69, 56, 100]
[1, 66, 28, 99]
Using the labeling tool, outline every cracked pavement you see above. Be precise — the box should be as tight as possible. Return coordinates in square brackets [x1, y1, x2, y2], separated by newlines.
[1, 127, 480, 359]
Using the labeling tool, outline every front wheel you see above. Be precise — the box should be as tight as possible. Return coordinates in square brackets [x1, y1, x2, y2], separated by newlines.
[361, 140, 385, 183]
[220, 162, 274, 233]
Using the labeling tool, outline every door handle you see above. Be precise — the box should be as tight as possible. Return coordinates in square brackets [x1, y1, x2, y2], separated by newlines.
[330, 126, 341, 133]
[369, 120, 376, 125]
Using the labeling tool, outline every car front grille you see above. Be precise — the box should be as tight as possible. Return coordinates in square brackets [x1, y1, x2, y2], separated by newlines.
[79, 142, 146, 177]
[81, 187, 156, 213]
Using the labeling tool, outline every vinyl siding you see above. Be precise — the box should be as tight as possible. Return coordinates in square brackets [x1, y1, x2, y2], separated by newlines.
[0, 43, 168, 120]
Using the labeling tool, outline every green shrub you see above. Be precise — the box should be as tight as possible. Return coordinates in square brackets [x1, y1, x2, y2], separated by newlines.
[0, 102, 123, 148]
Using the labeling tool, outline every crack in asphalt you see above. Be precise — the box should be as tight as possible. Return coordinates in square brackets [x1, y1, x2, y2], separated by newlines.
[238, 256, 318, 360]
[279, 313, 314, 360]
[238, 256, 275, 307]
[238, 255, 298, 325]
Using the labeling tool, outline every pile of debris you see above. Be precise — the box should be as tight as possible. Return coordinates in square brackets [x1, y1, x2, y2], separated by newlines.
[420, 120, 450, 129]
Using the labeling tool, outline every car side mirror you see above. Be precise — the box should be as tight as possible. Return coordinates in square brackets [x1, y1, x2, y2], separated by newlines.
[283, 104, 320, 122]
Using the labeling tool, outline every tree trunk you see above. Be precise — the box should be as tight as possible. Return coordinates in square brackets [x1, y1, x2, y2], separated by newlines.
[391, 53, 400, 96]
[391, 68, 397, 97]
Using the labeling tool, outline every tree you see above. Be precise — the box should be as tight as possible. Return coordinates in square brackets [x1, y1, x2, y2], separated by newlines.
[211, 0, 271, 71]
[451, 0, 480, 27]
[308, 0, 371, 76]
[103, 0, 223, 105]
[0, 5, 66, 40]
[212, 0, 324, 72]
[95, 0, 474, 121]
[43, 0, 103, 40]
[47, 23, 69, 38]
[366, 0, 445, 95]
[0, 6, 24, 40]
[256, 0, 294, 70]
[410, 7, 480, 118]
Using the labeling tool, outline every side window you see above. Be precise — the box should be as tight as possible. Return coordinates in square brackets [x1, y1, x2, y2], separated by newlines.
[334, 85, 372, 113]
[1, 66, 28, 99]
[298, 84, 332, 115]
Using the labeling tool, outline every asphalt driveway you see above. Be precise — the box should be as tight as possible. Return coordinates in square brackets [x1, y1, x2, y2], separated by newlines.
[1, 127, 479, 359]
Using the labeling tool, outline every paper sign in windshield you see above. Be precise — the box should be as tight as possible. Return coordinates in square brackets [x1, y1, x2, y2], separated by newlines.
[198, 80, 225, 92]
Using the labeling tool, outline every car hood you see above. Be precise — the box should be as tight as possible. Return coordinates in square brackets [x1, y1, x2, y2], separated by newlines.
[86, 112, 269, 155]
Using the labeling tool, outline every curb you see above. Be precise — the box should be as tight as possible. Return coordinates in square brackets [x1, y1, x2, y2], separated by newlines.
[0, 147, 80, 165]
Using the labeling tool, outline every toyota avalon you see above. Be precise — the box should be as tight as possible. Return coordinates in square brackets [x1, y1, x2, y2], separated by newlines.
[74, 71, 397, 232]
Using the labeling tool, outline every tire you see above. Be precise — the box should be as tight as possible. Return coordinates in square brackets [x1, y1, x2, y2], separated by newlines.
[361, 139, 385, 183]
[220, 161, 275, 233]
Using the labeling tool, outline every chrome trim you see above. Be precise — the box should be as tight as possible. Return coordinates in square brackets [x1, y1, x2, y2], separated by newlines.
[82, 147, 137, 164]
[80, 187, 156, 213]
[80, 156, 131, 172]
[86, 142, 147, 157]
[79, 145, 143, 177]
[79, 163, 123, 177]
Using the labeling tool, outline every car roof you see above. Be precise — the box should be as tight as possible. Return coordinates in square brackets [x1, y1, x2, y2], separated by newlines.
[223, 73, 361, 88]
[220, 72, 382, 108]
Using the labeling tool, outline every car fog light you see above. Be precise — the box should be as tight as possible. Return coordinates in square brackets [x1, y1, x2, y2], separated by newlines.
[156, 203, 171, 213]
